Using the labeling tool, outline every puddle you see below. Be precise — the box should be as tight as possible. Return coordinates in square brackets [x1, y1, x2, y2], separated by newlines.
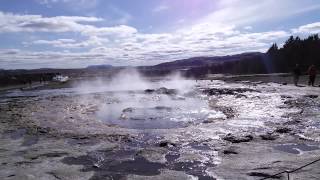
[62, 146, 217, 180]
[67, 137, 100, 146]
[21, 136, 39, 146]
[165, 153, 180, 162]
[62, 149, 165, 179]
[167, 161, 216, 180]
[3, 128, 27, 140]
[274, 143, 320, 154]
[188, 142, 212, 151]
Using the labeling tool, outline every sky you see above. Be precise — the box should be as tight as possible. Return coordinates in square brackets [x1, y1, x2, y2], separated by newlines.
[0, 0, 320, 69]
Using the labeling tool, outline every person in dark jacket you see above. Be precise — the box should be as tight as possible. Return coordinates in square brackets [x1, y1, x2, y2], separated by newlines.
[293, 64, 301, 86]
[307, 64, 317, 86]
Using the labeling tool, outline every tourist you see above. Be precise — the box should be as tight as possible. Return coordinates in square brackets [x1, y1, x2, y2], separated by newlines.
[293, 64, 301, 86]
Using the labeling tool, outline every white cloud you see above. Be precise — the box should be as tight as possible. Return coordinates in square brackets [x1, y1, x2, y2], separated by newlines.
[0, 11, 136, 38]
[34, 39, 76, 44]
[292, 22, 320, 34]
[0, 12, 102, 33]
[201, 0, 320, 27]
[31, 38, 105, 48]
[81, 25, 137, 37]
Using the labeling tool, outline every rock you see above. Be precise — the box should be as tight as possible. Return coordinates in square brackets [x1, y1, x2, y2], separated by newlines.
[283, 119, 301, 125]
[154, 106, 172, 111]
[223, 149, 238, 154]
[304, 94, 318, 99]
[156, 87, 177, 95]
[25, 152, 69, 160]
[282, 82, 288, 85]
[203, 119, 215, 124]
[260, 133, 279, 141]
[37, 127, 50, 134]
[92, 163, 100, 168]
[223, 134, 253, 143]
[223, 146, 238, 154]
[159, 141, 176, 148]
[145, 87, 177, 95]
[144, 89, 155, 94]
[280, 95, 292, 99]
[40, 152, 69, 158]
[122, 107, 134, 113]
[120, 113, 128, 120]
[73, 136, 90, 140]
[203, 88, 259, 96]
[235, 94, 247, 98]
[130, 117, 145, 121]
[275, 127, 292, 134]
[213, 106, 235, 119]
[172, 96, 186, 101]
[283, 99, 306, 108]
[247, 172, 281, 179]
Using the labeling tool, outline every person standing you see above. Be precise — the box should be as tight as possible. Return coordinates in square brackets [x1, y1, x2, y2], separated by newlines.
[307, 64, 317, 86]
[293, 64, 301, 86]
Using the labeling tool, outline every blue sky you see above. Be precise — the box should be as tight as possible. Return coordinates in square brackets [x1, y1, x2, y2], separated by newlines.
[0, 0, 320, 69]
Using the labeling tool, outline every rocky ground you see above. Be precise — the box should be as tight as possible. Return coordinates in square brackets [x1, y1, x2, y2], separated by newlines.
[0, 77, 320, 180]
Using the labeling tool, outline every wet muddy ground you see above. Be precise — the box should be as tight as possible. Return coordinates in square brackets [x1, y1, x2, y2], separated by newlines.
[0, 78, 320, 180]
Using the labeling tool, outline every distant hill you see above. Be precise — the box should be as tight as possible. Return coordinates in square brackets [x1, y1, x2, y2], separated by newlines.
[138, 52, 267, 77]
[149, 52, 263, 70]
[86, 64, 113, 69]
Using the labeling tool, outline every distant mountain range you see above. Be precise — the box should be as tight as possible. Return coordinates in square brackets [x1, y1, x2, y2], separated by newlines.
[147, 52, 263, 70]
[136, 52, 267, 77]
[86, 64, 113, 69]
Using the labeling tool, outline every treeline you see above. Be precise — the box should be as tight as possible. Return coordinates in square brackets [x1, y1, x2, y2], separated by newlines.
[267, 34, 320, 72]
[185, 34, 320, 77]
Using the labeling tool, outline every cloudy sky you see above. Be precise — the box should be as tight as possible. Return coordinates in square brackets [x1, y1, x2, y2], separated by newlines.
[0, 0, 320, 69]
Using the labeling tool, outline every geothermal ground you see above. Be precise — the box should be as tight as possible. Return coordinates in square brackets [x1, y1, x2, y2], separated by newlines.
[0, 72, 320, 180]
